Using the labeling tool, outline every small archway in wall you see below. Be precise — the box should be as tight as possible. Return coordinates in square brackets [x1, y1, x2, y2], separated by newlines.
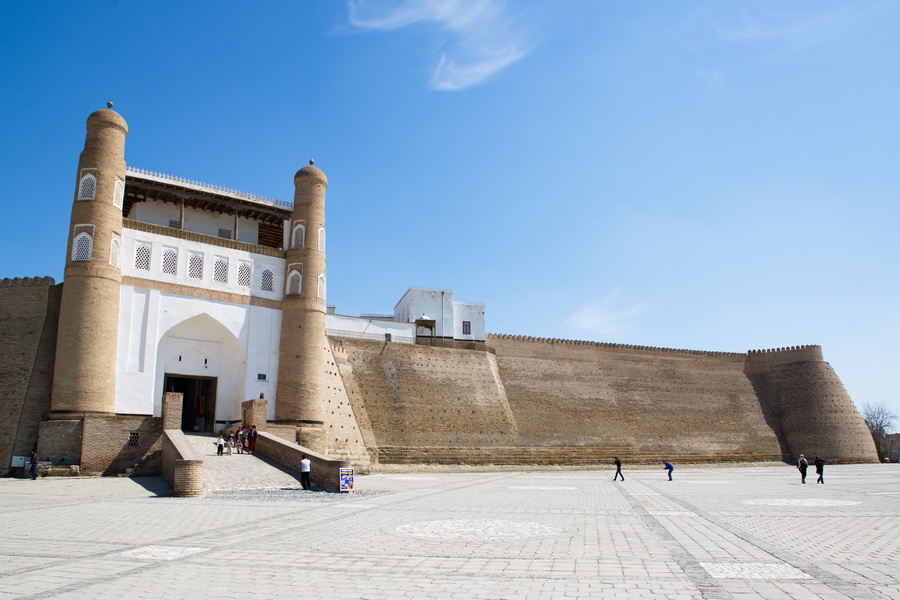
[157, 313, 246, 433]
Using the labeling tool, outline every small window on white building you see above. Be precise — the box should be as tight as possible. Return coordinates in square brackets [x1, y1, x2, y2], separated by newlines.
[218, 228, 233, 240]
[134, 244, 151, 271]
[109, 238, 120, 268]
[72, 232, 93, 261]
[317, 274, 326, 300]
[168, 219, 181, 229]
[261, 269, 274, 292]
[113, 179, 125, 209]
[462, 321, 471, 335]
[292, 223, 306, 249]
[318, 227, 325, 252]
[188, 254, 203, 279]
[214, 257, 228, 283]
[238, 262, 251, 287]
[287, 269, 302, 295]
[162, 249, 177, 275]
[78, 174, 96, 201]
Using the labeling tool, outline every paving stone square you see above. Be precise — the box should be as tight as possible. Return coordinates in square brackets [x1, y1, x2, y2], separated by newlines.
[1, 463, 899, 599]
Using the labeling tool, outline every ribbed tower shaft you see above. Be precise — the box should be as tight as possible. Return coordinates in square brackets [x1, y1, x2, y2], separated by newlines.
[275, 163, 328, 425]
[51, 108, 128, 417]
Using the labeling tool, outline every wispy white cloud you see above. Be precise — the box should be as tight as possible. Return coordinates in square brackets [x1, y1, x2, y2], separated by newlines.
[346, 0, 533, 91]
[713, 4, 888, 54]
[563, 290, 644, 338]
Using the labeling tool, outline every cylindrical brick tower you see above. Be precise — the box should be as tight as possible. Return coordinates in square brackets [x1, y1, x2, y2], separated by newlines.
[50, 106, 128, 418]
[275, 161, 329, 432]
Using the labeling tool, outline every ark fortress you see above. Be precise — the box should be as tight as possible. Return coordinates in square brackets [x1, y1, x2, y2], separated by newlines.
[0, 108, 877, 476]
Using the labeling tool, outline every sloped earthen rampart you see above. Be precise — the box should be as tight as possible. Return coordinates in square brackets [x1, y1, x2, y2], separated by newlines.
[332, 337, 519, 452]
[488, 334, 782, 461]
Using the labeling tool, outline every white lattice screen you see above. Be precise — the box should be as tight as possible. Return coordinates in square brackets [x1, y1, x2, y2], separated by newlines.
[134, 245, 151, 270]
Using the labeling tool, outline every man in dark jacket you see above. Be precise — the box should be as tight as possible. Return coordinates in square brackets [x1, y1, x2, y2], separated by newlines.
[814, 456, 826, 484]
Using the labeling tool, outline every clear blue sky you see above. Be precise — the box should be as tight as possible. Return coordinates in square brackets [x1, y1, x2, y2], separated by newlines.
[2, 1, 898, 429]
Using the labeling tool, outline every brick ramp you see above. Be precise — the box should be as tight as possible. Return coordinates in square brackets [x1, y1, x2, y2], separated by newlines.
[184, 433, 303, 492]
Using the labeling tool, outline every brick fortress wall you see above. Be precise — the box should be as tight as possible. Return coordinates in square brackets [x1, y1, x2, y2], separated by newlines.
[332, 333, 876, 465]
[0, 278, 61, 474]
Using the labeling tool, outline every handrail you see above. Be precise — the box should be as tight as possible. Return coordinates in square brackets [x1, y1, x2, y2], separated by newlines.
[126, 166, 293, 209]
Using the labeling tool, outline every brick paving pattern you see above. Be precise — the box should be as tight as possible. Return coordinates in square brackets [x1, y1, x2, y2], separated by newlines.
[1, 463, 899, 599]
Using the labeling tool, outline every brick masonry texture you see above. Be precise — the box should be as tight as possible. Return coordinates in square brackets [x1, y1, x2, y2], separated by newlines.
[161, 431, 204, 497]
[81, 414, 163, 475]
[0, 278, 60, 470]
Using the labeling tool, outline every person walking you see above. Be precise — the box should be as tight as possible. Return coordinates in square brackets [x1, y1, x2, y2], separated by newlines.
[797, 454, 808, 484]
[234, 431, 243, 454]
[663, 460, 674, 481]
[226, 433, 234, 456]
[814, 456, 826, 484]
[216, 434, 225, 456]
[613, 457, 624, 481]
[247, 425, 258, 454]
[29, 449, 39, 480]
[299, 455, 312, 490]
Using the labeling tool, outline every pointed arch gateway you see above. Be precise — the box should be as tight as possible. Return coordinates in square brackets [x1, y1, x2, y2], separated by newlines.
[157, 313, 246, 432]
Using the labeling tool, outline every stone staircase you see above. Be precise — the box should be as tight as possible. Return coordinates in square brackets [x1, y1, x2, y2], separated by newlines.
[184, 433, 304, 492]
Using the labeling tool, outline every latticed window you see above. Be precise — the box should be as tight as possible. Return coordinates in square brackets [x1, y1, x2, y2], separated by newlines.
[134, 245, 151, 271]
[261, 269, 274, 292]
[292, 223, 305, 249]
[73, 232, 93, 261]
[168, 219, 181, 229]
[188, 254, 203, 279]
[287, 270, 302, 295]
[317, 274, 326, 299]
[109, 239, 120, 268]
[162, 249, 177, 275]
[318, 227, 325, 252]
[78, 174, 96, 201]
[218, 228, 233, 240]
[238, 263, 251, 287]
[113, 179, 125, 208]
[214, 257, 228, 283]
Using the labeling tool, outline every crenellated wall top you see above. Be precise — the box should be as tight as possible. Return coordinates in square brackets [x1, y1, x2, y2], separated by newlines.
[0, 276, 56, 287]
[745, 344, 823, 367]
[486, 333, 746, 358]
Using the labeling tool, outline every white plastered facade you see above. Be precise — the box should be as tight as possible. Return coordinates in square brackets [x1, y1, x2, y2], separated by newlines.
[116, 227, 285, 424]
[393, 288, 486, 341]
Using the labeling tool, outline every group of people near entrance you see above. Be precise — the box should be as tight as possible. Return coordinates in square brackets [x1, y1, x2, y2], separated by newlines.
[216, 425, 258, 456]
[611, 455, 826, 483]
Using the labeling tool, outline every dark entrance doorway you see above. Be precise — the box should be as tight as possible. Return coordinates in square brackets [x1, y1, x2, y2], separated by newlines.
[164, 375, 217, 432]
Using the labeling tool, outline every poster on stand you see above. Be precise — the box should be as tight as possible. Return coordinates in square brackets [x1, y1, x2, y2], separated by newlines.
[339, 467, 354, 492]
